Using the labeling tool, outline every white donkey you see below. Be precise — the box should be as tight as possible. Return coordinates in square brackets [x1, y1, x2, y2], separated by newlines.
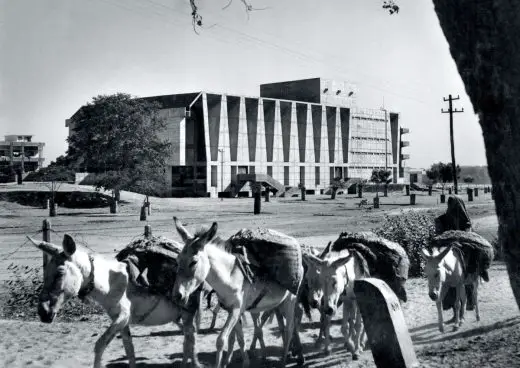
[422, 245, 480, 333]
[171, 217, 304, 368]
[303, 249, 368, 360]
[27, 234, 202, 368]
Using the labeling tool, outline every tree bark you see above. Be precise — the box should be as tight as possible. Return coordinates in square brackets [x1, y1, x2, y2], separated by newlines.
[432, 0, 520, 309]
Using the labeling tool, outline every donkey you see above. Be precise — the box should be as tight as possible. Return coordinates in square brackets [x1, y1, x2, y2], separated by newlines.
[422, 245, 480, 333]
[303, 249, 367, 360]
[27, 234, 202, 368]
[171, 217, 304, 368]
[249, 244, 325, 353]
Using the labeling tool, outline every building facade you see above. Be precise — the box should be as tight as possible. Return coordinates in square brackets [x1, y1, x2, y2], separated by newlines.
[67, 78, 410, 197]
[0, 135, 45, 174]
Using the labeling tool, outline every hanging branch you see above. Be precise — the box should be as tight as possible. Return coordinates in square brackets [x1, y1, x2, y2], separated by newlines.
[382, 0, 399, 15]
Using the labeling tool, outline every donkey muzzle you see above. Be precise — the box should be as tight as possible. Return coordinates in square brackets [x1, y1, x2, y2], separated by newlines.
[310, 299, 319, 309]
[38, 303, 56, 323]
[429, 291, 438, 301]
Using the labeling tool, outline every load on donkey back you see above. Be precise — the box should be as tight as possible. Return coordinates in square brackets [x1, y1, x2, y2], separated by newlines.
[431, 195, 493, 321]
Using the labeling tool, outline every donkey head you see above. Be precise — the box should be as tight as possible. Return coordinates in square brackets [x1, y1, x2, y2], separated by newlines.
[27, 234, 84, 323]
[421, 246, 453, 301]
[303, 243, 332, 309]
[303, 251, 353, 317]
[173, 217, 218, 306]
[304, 250, 323, 309]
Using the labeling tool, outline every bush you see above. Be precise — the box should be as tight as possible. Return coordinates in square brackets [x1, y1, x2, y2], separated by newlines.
[1, 263, 104, 322]
[373, 210, 437, 277]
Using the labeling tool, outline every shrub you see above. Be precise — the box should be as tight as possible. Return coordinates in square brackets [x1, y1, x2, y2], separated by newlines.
[373, 210, 437, 277]
[2, 263, 104, 322]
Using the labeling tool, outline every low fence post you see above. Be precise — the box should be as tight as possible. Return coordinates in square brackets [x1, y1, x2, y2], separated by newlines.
[144, 225, 152, 239]
[42, 220, 51, 278]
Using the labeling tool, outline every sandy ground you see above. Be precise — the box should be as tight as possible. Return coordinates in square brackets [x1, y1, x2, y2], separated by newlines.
[1, 184, 515, 368]
[0, 264, 517, 368]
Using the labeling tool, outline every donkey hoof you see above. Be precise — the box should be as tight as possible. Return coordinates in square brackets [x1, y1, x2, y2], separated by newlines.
[452, 325, 459, 332]
[439, 326, 445, 333]
[353, 353, 359, 361]
[324, 348, 331, 356]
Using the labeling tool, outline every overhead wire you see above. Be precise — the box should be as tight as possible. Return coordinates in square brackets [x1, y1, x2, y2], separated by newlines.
[139, 0, 432, 105]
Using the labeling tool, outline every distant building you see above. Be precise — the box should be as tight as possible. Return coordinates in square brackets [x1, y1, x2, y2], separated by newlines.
[67, 77, 411, 197]
[0, 135, 45, 174]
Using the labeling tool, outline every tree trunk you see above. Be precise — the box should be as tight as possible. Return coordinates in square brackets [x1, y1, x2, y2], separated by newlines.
[433, 0, 520, 309]
[331, 187, 338, 200]
[49, 197, 57, 217]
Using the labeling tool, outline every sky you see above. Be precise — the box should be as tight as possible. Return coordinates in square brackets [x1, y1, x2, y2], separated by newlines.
[0, 0, 488, 169]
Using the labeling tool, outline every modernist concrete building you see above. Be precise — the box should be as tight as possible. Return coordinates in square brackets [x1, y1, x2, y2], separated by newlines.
[0, 135, 45, 174]
[67, 78, 410, 197]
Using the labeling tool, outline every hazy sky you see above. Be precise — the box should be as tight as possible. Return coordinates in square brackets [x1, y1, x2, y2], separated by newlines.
[0, 0, 487, 169]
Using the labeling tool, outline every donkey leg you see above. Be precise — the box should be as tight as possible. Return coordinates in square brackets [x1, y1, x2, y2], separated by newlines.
[224, 326, 237, 367]
[459, 285, 467, 326]
[453, 286, 462, 331]
[234, 320, 250, 368]
[280, 296, 298, 367]
[292, 304, 305, 366]
[315, 310, 325, 347]
[216, 309, 242, 368]
[341, 299, 354, 353]
[474, 282, 480, 322]
[210, 304, 220, 331]
[351, 307, 364, 360]
[181, 310, 201, 368]
[436, 300, 444, 333]
[120, 325, 136, 368]
[93, 314, 129, 368]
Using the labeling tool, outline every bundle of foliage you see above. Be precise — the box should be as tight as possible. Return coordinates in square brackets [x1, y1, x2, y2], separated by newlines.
[67, 93, 171, 199]
[373, 210, 437, 277]
[2, 263, 104, 321]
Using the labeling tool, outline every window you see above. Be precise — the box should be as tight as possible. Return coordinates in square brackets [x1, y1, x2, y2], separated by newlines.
[211, 165, 217, 187]
[315, 167, 320, 185]
[330, 167, 335, 182]
[267, 166, 273, 177]
[343, 167, 348, 179]
[284, 166, 290, 186]
[249, 166, 255, 174]
[238, 166, 248, 175]
[300, 166, 305, 186]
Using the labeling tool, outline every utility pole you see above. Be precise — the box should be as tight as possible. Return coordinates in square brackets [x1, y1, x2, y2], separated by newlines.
[218, 148, 224, 201]
[441, 95, 464, 195]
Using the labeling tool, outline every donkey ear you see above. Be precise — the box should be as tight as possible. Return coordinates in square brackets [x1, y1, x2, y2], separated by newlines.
[421, 248, 432, 260]
[26, 236, 61, 257]
[62, 234, 77, 257]
[302, 252, 325, 269]
[174, 217, 192, 243]
[198, 222, 218, 244]
[433, 246, 453, 262]
[331, 254, 353, 270]
[319, 241, 332, 259]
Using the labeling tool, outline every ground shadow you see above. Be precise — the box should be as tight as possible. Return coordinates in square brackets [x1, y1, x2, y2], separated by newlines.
[413, 316, 520, 346]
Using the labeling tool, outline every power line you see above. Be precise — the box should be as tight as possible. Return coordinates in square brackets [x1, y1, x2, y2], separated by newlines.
[133, 0, 431, 106]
